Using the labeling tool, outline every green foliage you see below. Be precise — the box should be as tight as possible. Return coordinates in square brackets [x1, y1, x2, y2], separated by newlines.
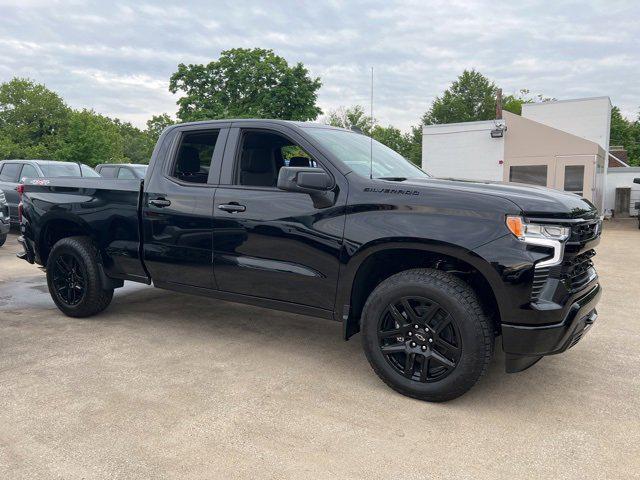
[503, 89, 556, 115]
[0, 78, 70, 158]
[55, 110, 125, 166]
[610, 106, 640, 166]
[169, 48, 323, 122]
[326, 105, 375, 135]
[145, 113, 175, 143]
[422, 70, 497, 125]
[325, 105, 423, 166]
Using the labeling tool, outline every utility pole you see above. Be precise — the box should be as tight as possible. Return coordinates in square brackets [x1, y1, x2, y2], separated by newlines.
[496, 88, 503, 119]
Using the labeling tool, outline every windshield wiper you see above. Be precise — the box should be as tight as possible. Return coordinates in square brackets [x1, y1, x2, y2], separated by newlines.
[377, 177, 407, 181]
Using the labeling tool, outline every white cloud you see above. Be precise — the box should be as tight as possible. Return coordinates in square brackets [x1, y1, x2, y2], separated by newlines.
[0, 0, 638, 129]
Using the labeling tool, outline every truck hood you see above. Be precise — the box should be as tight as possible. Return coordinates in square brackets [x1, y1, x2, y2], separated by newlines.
[394, 177, 599, 220]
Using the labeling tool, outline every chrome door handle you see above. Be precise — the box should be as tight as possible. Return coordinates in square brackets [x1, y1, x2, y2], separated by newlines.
[218, 203, 246, 213]
[149, 198, 171, 208]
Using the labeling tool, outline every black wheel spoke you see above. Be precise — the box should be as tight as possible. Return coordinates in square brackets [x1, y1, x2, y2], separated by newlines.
[388, 304, 407, 326]
[404, 353, 416, 376]
[381, 343, 405, 354]
[401, 298, 419, 322]
[419, 357, 430, 382]
[429, 349, 455, 368]
[434, 337, 461, 357]
[378, 328, 402, 340]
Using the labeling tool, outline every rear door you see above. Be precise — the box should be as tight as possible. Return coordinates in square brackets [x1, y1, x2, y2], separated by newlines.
[0, 162, 22, 221]
[213, 123, 347, 311]
[142, 124, 229, 289]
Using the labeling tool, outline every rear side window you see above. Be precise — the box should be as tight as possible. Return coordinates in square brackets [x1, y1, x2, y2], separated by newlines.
[20, 164, 39, 180]
[0, 163, 21, 182]
[99, 166, 116, 178]
[117, 168, 136, 179]
[171, 130, 220, 184]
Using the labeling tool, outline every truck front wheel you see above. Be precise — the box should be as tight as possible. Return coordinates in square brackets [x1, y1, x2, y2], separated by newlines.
[361, 268, 493, 402]
[46, 236, 114, 317]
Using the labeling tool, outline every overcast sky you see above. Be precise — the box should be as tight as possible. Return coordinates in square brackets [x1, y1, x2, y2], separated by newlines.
[1, 0, 638, 131]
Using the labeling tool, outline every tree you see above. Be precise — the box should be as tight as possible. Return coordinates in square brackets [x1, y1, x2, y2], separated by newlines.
[326, 105, 375, 134]
[610, 106, 640, 166]
[422, 70, 497, 125]
[502, 89, 556, 115]
[169, 48, 322, 122]
[54, 109, 125, 166]
[0, 78, 70, 159]
[145, 113, 175, 143]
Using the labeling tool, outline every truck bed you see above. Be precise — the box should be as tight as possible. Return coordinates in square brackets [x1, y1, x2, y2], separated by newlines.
[21, 177, 148, 283]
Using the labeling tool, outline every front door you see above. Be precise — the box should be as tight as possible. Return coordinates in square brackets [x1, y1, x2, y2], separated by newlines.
[213, 125, 347, 311]
[142, 125, 229, 289]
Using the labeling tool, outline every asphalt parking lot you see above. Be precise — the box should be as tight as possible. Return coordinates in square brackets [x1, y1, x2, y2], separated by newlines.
[1, 224, 639, 479]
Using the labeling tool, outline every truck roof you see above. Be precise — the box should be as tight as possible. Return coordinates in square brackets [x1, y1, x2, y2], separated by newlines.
[169, 119, 345, 130]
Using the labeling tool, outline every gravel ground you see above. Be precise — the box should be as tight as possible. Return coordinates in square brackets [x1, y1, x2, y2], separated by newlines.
[1, 223, 639, 479]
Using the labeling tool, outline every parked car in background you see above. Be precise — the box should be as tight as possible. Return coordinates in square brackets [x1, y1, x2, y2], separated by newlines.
[0, 160, 100, 223]
[635, 178, 640, 229]
[0, 189, 9, 246]
[95, 163, 148, 179]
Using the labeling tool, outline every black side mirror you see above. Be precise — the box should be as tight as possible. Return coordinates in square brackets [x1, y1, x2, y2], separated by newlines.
[634, 178, 640, 184]
[277, 167, 332, 192]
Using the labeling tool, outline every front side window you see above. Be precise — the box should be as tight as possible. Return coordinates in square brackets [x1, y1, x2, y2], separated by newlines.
[0, 163, 21, 182]
[305, 127, 428, 180]
[236, 130, 318, 188]
[171, 130, 220, 184]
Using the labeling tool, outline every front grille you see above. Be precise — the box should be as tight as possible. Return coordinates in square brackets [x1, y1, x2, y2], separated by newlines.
[569, 220, 600, 243]
[556, 249, 596, 291]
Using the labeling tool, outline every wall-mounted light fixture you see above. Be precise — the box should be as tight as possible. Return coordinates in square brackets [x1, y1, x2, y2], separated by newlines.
[490, 124, 507, 138]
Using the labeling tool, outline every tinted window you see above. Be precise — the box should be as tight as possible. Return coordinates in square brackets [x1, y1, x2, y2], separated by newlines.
[39, 163, 81, 177]
[117, 167, 136, 179]
[171, 130, 220, 184]
[564, 165, 584, 195]
[0, 163, 21, 182]
[99, 166, 117, 178]
[509, 165, 547, 186]
[81, 164, 100, 177]
[20, 164, 39, 180]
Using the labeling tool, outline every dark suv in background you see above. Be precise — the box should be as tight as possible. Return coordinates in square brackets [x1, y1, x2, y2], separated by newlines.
[95, 163, 147, 180]
[0, 189, 8, 246]
[0, 160, 100, 223]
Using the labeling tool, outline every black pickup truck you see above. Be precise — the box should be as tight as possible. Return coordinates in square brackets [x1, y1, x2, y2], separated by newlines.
[17, 120, 602, 401]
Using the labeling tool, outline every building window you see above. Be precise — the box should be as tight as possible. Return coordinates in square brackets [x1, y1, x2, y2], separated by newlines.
[509, 165, 547, 186]
[563, 165, 584, 196]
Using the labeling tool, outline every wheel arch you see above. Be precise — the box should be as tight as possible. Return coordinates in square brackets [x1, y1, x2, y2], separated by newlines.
[337, 239, 506, 340]
[37, 213, 95, 265]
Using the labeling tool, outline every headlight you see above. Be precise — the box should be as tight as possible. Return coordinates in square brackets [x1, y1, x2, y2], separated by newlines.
[506, 216, 569, 268]
[506, 216, 570, 242]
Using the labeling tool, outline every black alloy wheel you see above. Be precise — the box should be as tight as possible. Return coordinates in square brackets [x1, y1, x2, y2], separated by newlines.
[51, 253, 86, 306]
[378, 296, 461, 383]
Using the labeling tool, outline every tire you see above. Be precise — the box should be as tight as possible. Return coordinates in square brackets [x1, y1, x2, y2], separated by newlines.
[361, 268, 493, 402]
[46, 236, 114, 317]
[0, 234, 6, 247]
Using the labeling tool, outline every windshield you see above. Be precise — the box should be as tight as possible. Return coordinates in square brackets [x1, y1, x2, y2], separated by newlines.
[132, 165, 148, 175]
[39, 163, 99, 177]
[305, 128, 429, 179]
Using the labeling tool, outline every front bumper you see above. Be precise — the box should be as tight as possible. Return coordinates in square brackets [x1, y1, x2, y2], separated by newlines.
[503, 282, 601, 372]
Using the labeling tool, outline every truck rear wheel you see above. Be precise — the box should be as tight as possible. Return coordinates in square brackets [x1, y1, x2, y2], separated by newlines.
[361, 268, 493, 402]
[46, 236, 114, 317]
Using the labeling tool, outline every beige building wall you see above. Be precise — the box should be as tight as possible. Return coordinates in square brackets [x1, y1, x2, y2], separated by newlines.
[503, 112, 605, 210]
